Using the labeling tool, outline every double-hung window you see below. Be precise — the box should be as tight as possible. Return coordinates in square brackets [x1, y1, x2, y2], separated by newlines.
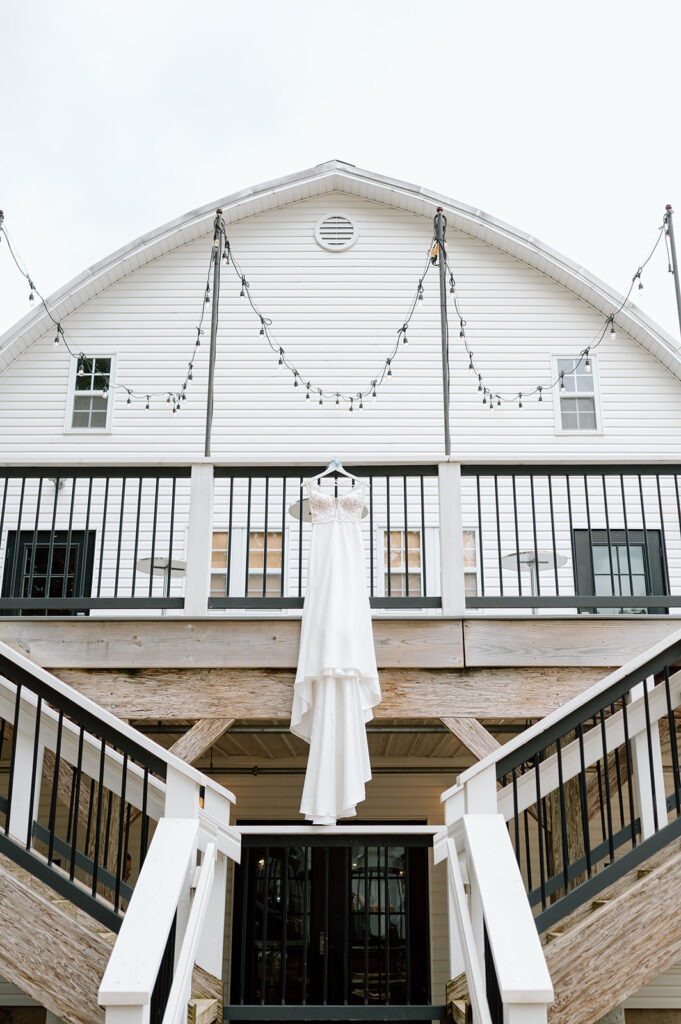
[553, 356, 600, 432]
[211, 530, 285, 598]
[67, 355, 114, 431]
[384, 530, 423, 597]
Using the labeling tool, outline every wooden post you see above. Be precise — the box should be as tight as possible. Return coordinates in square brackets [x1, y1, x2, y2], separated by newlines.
[184, 463, 215, 616]
[439, 462, 467, 616]
[7, 698, 41, 844]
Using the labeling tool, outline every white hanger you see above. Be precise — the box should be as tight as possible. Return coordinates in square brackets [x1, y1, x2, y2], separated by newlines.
[313, 456, 357, 482]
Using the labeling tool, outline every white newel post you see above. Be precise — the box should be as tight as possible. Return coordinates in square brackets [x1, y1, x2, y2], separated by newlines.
[438, 462, 467, 617]
[629, 676, 668, 840]
[184, 463, 214, 616]
[195, 786, 233, 978]
[7, 696, 43, 845]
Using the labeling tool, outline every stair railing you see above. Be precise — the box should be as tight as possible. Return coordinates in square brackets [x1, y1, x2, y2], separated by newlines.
[0, 639, 241, 1024]
[437, 625, 681, 1024]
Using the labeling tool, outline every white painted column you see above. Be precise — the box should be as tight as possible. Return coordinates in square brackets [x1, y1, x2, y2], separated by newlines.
[629, 677, 667, 840]
[438, 462, 467, 617]
[195, 850, 227, 977]
[184, 463, 214, 616]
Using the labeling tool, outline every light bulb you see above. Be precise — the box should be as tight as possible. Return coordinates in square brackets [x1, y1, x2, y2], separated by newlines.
[54, 333, 60, 346]
[449, 275, 455, 295]
[77, 365, 84, 377]
[387, 367, 392, 380]
[260, 323, 265, 335]
[204, 290, 210, 305]
[585, 352, 591, 372]
[402, 331, 408, 344]
[28, 291, 35, 304]
[127, 394, 132, 406]
[609, 322, 616, 341]
[417, 284, 424, 302]
[349, 401, 353, 413]
[221, 249, 228, 264]
[477, 375, 482, 392]
[372, 386, 377, 401]
[145, 397, 150, 410]
[167, 395, 172, 404]
[213, 237, 219, 248]
[359, 398, 364, 409]
[239, 289, 245, 300]
[306, 387, 310, 400]
[102, 386, 108, 398]
[497, 397, 501, 407]
[560, 372, 566, 393]
[319, 395, 323, 405]
[468, 354, 473, 370]
[293, 375, 299, 388]
[518, 394, 523, 409]
[482, 393, 487, 405]
[336, 395, 340, 406]
[638, 278, 643, 292]
[538, 387, 543, 402]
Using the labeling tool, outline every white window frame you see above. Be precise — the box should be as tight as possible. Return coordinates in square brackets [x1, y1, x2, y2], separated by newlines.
[462, 526, 481, 598]
[210, 527, 288, 599]
[65, 353, 116, 434]
[551, 354, 602, 435]
[376, 526, 440, 598]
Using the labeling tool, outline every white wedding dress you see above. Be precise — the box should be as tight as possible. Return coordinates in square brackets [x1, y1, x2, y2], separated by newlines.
[291, 476, 381, 824]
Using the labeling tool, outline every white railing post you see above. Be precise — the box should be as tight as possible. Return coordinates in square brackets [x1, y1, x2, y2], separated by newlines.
[184, 463, 214, 616]
[7, 697, 42, 844]
[629, 676, 668, 840]
[438, 462, 467, 617]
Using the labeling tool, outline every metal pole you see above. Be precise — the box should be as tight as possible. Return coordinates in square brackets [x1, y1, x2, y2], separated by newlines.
[434, 207, 451, 456]
[204, 209, 225, 458]
[665, 205, 681, 341]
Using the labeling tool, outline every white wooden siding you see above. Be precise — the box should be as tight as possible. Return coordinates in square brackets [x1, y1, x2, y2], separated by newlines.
[0, 193, 679, 463]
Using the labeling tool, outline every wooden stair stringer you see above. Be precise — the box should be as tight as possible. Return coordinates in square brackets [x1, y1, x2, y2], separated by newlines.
[0, 849, 222, 1024]
[545, 838, 681, 1024]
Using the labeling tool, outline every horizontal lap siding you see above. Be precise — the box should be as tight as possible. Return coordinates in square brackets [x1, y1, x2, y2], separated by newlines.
[0, 193, 679, 461]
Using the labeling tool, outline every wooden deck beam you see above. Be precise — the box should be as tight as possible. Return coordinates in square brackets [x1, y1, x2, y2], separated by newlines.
[1, 616, 679, 670]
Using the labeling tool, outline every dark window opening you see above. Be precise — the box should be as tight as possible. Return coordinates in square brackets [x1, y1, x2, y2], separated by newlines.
[1, 530, 96, 615]
[572, 528, 668, 615]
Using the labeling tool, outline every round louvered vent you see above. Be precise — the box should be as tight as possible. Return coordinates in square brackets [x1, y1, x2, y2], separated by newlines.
[314, 213, 358, 251]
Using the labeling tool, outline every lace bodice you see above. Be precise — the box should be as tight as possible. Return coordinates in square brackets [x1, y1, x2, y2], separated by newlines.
[306, 477, 367, 523]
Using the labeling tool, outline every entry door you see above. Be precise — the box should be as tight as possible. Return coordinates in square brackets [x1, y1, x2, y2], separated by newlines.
[230, 839, 431, 1011]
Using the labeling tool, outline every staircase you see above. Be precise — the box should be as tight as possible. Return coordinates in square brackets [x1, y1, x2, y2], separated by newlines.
[0, 640, 240, 1024]
[436, 626, 681, 1024]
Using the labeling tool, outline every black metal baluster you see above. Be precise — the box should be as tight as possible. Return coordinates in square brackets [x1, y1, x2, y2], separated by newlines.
[642, 680, 660, 832]
[114, 754, 127, 913]
[302, 846, 309, 1004]
[512, 768, 520, 864]
[97, 478, 110, 598]
[494, 475, 503, 596]
[238, 850, 249, 1004]
[584, 476, 597, 609]
[403, 476, 410, 598]
[66, 766, 76, 845]
[263, 478, 269, 600]
[599, 711, 615, 862]
[114, 478, 126, 598]
[602, 476, 617, 601]
[166, 476, 176, 600]
[405, 847, 411, 1005]
[420, 476, 427, 598]
[8, 478, 26, 601]
[47, 711, 63, 866]
[638, 476, 653, 599]
[103, 790, 113, 868]
[140, 767, 150, 864]
[84, 778, 95, 854]
[279, 477, 285, 599]
[619, 475, 635, 598]
[523, 807, 533, 892]
[369, 477, 375, 596]
[534, 753, 547, 908]
[69, 728, 85, 881]
[281, 845, 289, 1005]
[227, 476, 234, 598]
[548, 475, 560, 594]
[261, 849, 269, 1006]
[45, 476, 60, 604]
[62, 476, 77, 601]
[384, 845, 390, 1005]
[131, 478, 143, 598]
[622, 698, 637, 848]
[298, 478, 303, 598]
[92, 737, 106, 896]
[530, 476, 541, 596]
[665, 666, 681, 815]
[245, 477, 252, 598]
[611, 702, 625, 829]
[323, 845, 329, 1005]
[26, 477, 43, 604]
[148, 477, 159, 598]
[0, 478, 8, 572]
[344, 849, 349, 1006]
[511, 476, 522, 594]
[566, 475, 575, 602]
[364, 844, 369, 1004]
[576, 723, 592, 877]
[79, 476, 93, 599]
[476, 475, 485, 596]
[386, 477, 392, 597]
[656, 475, 671, 596]
[555, 740, 570, 894]
[25, 695, 42, 849]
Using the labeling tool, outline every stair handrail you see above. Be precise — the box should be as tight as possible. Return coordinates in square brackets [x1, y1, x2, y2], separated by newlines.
[442, 624, 681, 805]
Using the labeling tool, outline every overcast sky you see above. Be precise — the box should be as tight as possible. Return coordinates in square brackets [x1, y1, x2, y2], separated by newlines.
[1, 0, 680, 341]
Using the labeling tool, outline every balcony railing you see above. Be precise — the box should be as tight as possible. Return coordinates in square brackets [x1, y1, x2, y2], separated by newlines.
[0, 461, 680, 616]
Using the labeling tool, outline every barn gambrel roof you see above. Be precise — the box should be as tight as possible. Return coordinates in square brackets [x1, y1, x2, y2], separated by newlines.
[2, 159, 680, 379]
